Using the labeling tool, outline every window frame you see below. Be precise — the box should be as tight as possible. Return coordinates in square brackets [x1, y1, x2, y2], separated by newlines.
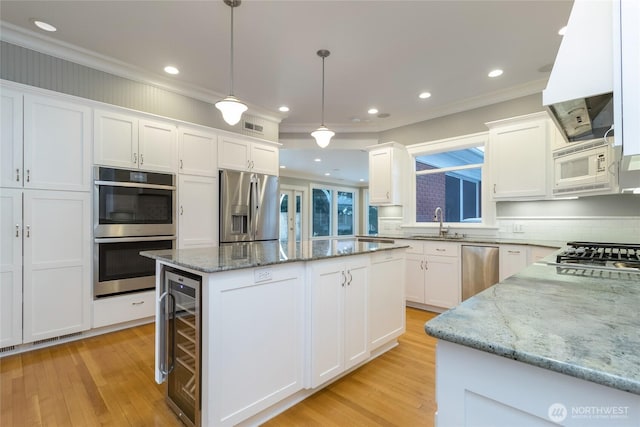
[405, 131, 495, 227]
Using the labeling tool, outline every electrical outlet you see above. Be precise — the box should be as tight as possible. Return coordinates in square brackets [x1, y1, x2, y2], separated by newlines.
[254, 269, 272, 282]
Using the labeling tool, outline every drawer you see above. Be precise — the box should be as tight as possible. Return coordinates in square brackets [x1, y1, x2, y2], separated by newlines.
[425, 242, 459, 257]
[93, 290, 155, 328]
[404, 240, 425, 255]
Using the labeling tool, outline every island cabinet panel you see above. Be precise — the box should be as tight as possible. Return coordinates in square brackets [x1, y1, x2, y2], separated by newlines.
[435, 340, 640, 427]
[205, 263, 305, 427]
[308, 255, 370, 388]
[369, 250, 405, 349]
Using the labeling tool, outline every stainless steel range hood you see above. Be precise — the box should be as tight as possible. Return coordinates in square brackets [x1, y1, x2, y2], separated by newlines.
[542, 0, 614, 143]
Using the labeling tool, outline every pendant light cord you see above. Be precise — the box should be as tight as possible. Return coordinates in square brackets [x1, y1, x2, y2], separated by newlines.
[229, 4, 235, 96]
[321, 55, 325, 126]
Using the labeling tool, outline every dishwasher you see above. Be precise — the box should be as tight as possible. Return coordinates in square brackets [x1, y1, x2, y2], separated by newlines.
[461, 245, 499, 301]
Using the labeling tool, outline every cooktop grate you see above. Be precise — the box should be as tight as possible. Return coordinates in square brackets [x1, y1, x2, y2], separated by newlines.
[556, 242, 640, 268]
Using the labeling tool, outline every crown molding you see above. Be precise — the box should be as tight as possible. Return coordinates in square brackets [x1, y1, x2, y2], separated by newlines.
[0, 21, 284, 123]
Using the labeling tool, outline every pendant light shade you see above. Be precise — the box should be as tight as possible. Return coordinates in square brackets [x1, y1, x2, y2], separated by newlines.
[311, 126, 335, 149]
[216, 0, 247, 126]
[216, 95, 247, 126]
[311, 49, 334, 148]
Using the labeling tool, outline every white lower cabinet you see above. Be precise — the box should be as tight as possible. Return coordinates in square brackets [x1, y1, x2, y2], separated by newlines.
[405, 241, 461, 310]
[499, 245, 529, 281]
[309, 255, 370, 388]
[93, 290, 155, 328]
[205, 263, 305, 426]
[21, 190, 91, 343]
[369, 251, 406, 349]
[0, 189, 23, 347]
[177, 174, 218, 248]
[435, 340, 640, 427]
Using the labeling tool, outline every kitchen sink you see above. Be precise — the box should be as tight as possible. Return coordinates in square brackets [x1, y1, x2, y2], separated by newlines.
[410, 233, 467, 240]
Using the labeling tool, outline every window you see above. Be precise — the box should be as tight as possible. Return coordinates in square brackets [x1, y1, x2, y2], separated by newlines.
[363, 189, 378, 235]
[415, 146, 484, 223]
[311, 185, 358, 237]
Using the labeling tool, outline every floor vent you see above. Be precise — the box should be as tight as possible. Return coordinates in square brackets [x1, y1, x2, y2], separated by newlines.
[243, 120, 264, 134]
[33, 332, 82, 346]
[0, 345, 16, 353]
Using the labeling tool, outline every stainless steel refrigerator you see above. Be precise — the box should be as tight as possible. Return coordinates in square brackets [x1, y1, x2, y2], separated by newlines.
[219, 169, 279, 243]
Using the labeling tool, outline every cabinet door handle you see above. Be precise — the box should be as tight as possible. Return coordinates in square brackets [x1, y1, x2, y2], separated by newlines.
[180, 159, 183, 169]
[436, 248, 446, 252]
[341, 271, 346, 287]
[133, 152, 138, 164]
[247, 160, 251, 169]
[26, 170, 30, 183]
[140, 154, 144, 165]
[251, 160, 255, 169]
[347, 271, 353, 286]
[386, 191, 390, 199]
[131, 301, 145, 306]
[26, 225, 30, 238]
[493, 184, 496, 194]
[420, 260, 424, 270]
[16, 168, 20, 182]
[424, 259, 428, 270]
[16, 225, 20, 238]
[180, 206, 184, 215]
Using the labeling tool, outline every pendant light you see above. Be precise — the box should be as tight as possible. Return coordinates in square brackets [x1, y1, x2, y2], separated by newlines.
[311, 49, 335, 148]
[216, 0, 247, 126]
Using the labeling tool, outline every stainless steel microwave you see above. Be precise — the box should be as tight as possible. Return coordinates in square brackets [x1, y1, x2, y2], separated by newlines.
[552, 139, 619, 196]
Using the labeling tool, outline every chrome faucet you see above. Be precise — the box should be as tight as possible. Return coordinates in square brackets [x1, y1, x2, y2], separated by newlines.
[433, 207, 448, 237]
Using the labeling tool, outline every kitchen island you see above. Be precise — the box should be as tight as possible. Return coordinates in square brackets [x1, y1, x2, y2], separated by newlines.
[142, 238, 408, 427]
[425, 262, 640, 426]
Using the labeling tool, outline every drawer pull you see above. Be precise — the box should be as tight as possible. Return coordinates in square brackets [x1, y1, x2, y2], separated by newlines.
[436, 248, 446, 252]
[508, 250, 521, 254]
[132, 301, 145, 306]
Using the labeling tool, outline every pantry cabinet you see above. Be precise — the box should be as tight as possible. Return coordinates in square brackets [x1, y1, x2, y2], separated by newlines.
[487, 112, 553, 200]
[94, 109, 177, 173]
[368, 143, 407, 205]
[2, 90, 91, 191]
[218, 135, 279, 175]
[21, 190, 91, 343]
[405, 241, 460, 310]
[369, 250, 405, 349]
[0, 189, 23, 347]
[178, 174, 218, 249]
[309, 255, 370, 388]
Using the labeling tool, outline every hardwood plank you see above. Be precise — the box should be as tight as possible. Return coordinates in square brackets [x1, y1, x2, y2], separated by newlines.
[0, 308, 438, 426]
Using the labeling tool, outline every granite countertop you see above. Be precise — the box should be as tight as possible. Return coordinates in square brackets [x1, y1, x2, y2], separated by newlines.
[140, 238, 408, 273]
[425, 262, 640, 395]
[359, 234, 564, 248]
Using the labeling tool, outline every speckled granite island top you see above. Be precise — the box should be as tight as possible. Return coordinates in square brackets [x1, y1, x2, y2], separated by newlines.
[425, 263, 640, 395]
[140, 238, 408, 273]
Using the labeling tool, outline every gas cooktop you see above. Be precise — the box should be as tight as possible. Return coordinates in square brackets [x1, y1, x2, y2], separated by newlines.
[555, 242, 640, 271]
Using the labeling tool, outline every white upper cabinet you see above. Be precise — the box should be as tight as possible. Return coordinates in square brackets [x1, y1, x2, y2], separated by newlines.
[2, 90, 91, 191]
[178, 126, 217, 177]
[1, 88, 23, 189]
[487, 112, 553, 201]
[368, 143, 407, 206]
[94, 109, 177, 173]
[218, 135, 279, 175]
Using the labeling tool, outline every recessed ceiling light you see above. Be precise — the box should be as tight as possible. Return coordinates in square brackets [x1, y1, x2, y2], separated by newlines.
[558, 26, 567, 36]
[164, 66, 179, 75]
[314, 158, 321, 162]
[279, 106, 290, 112]
[488, 69, 503, 78]
[279, 165, 286, 169]
[419, 92, 432, 99]
[324, 172, 331, 176]
[359, 178, 365, 182]
[368, 108, 378, 115]
[33, 19, 57, 32]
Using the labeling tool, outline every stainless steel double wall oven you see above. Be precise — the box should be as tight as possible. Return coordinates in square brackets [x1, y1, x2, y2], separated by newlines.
[94, 167, 176, 298]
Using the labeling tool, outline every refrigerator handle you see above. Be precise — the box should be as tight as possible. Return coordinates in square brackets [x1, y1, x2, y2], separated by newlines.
[252, 177, 260, 237]
[157, 290, 169, 382]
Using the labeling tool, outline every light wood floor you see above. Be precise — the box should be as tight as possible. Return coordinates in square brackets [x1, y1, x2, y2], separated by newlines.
[1, 308, 437, 427]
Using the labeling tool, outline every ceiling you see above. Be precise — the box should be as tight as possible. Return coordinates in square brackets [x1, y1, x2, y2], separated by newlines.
[0, 0, 574, 185]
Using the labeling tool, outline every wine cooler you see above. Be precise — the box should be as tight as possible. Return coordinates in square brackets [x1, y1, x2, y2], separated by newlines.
[156, 268, 201, 427]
